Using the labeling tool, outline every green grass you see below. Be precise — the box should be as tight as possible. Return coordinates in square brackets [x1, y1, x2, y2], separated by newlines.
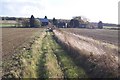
[0, 23, 16, 27]
[43, 33, 63, 78]
[50, 33, 88, 78]
[103, 26, 119, 29]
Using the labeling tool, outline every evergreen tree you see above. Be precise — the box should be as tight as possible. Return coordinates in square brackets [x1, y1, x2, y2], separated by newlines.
[98, 21, 103, 29]
[44, 16, 47, 19]
[30, 15, 35, 27]
[53, 17, 58, 26]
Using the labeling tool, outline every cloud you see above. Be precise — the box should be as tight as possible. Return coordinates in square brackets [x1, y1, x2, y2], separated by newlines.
[0, 0, 45, 17]
[0, 0, 119, 23]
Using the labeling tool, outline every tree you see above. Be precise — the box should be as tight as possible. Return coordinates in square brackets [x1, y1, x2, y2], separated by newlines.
[74, 19, 79, 28]
[30, 15, 35, 27]
[98, 21, 103, 29]
[69, 19, 79, 28]
[16, 18, 22, 27]
[21, 18, 29, 27]
[52, 17, 58, 26]
[44, 16, 47, 19]
[34, 19, 41, 27]
[69, 19, 74, 28]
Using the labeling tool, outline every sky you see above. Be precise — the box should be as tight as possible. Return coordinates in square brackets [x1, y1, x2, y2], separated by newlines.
[0, 0, 119, 24]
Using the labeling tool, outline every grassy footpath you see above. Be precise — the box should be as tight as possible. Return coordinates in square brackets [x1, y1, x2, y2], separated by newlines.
[2, 30, 88, 78]
[37, 32, 63, 78]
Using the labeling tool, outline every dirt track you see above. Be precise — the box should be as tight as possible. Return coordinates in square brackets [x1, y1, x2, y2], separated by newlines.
[2, 28, 42, 59]
[61, 28, 119, 46]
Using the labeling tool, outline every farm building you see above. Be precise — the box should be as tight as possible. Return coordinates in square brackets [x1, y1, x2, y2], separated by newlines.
[39, 18, 49, 26]
[57, 19, 69, 28]
[68, 16, 89, 28]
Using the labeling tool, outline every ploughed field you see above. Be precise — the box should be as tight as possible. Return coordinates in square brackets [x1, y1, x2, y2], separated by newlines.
[2, 28, 42, 59]
[2, 28, 88, 78]
[2, 28, 119, 78]
[61, 28, 119, 46]
[54, 28, 119, 78]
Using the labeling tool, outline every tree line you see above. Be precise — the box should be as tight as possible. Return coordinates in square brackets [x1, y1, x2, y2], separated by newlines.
[1, 15, 108, 29]
[1, 15, 41, 28]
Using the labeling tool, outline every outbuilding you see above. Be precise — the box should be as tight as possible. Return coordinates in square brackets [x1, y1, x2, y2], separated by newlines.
[39, 18, 49, 26]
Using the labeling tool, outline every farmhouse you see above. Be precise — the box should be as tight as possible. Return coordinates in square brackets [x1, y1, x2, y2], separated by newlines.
[39, 18, 49, 26]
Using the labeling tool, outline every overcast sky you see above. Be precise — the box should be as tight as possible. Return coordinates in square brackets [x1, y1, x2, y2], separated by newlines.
[0, 0, 119, 24]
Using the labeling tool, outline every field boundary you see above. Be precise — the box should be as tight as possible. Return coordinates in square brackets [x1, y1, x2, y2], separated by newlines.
[2, 30, 45, 78]
[53, 29, 119, 78]
[2, 30, 88, 78]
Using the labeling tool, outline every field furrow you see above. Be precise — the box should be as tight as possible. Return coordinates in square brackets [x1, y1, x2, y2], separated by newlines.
[43, 32, 63, 78]
[2, 30, 88, 78]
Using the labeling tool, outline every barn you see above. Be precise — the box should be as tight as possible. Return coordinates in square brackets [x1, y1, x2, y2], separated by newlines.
[39, 18, 49, 26]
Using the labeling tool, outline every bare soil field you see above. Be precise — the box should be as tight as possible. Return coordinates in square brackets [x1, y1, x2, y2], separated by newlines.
[54, 29, 119, 78]
[2, 28, 43, 59]
[2, 27, 119, 78]
[2, 31, 88, 78]
[61, 28, 119, 46]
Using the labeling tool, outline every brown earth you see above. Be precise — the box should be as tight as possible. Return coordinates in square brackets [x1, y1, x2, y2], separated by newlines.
[61, 28, 119, 46]
[53, 29, 119, 78]
[1, 27, 119, 78]
[2, 28, 43, 59]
